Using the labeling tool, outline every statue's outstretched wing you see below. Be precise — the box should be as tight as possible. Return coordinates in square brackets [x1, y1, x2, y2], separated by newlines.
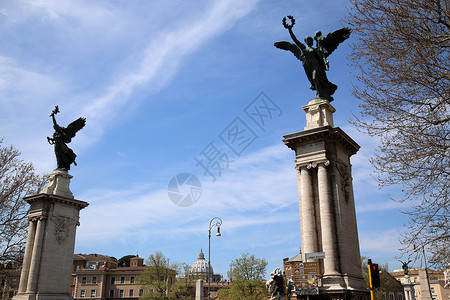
[66, 117, 86, 139]
[274, 41, 303, 60]
[321, 27, 351, 57]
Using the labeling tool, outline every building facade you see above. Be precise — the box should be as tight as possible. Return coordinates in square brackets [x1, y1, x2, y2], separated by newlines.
[0, 264, 20, 300]
[71, 254, 176, 299]
[391, 268, 450, 300]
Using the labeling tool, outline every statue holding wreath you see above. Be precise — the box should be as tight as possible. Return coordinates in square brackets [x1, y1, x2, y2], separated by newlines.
[47, 106, 86, 171]
[274, 15, 351, 101]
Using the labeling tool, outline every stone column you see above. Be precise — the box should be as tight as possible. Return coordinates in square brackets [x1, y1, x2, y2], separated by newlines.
[14, 169, 89, 300]
[18, 220, 37, 293]
[317, 161, 340, 276]
[26, 217, 46, 293]
[299, 166, 318, 257]
[195, 279, 203, 300]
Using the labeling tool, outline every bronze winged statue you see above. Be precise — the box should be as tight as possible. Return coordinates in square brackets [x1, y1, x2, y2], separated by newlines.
[47, 106, 86, 170]
[274, 16, 351, 101]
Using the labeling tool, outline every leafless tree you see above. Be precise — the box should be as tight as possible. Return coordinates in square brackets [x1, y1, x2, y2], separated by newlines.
[346, 0, 449, 269]
[0, 140, 46, 264]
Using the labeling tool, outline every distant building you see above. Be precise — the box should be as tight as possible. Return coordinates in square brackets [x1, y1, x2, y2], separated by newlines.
[0, 263, 20, 300]
[391, 268, 450, 300]
[1, 250, 233, 300]
[189, 249, 228, 299]
[380, 269, 405, 300]
[71, 254, 176, 299]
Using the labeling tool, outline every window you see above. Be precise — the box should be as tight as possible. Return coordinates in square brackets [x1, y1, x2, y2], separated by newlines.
[139, 289, 144, 296]
[129, 289, 134, 297]
[119, 289, 124, 298]
[90, 290, 96, 297]
[398, 293, 403, 300]
[130, 276, 135, 284]
[109, 290, 114, 297]
[81, 277, 87, 284]
[111, 277, 115, 284]
[92, 276, 97, 284]
[80, 290, 86, 298]
[390, 293, 395, 300]
[120, 276, 125, 284]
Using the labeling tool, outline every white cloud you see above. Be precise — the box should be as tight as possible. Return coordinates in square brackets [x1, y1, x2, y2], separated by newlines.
[0, 0, 260, 173]
[80, 0, 260, 135]
[75, 143, 297, 246]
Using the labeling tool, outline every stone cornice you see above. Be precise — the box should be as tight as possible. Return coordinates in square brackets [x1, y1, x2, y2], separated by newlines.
[24, 193, 89, 209]
[283, 126, 360, 156]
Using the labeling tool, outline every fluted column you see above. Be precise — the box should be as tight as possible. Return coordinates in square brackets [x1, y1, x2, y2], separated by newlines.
[299, 166, 318, 257]
[26, 217, 46, 293]
[317, 162, 340, 275]
[17, 219, 37, 293]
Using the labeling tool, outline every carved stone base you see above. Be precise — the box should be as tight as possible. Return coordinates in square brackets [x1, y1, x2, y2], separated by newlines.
[41, 169, 74, 199]
[13, 293, 72, 300]
[296, 289, 369, 300]
[13, 194, 88, 300]
[302, 98, 336, 130]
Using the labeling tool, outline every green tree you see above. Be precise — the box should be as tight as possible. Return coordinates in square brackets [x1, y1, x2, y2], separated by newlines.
[219, 253, 268, 300]
[0, 140, 45, 263]
[137, 251, 177, 300]
[167, 263, 196, 300]
[346, 0, 450, 269]
[118, 254, 136, 267]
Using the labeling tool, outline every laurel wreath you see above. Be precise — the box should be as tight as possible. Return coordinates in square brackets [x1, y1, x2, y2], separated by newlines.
[282, 15, 295, 29]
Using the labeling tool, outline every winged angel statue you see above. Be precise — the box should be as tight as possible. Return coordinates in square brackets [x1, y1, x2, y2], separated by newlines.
[47, 106, 86, 170]
[274, 16, 351, 101]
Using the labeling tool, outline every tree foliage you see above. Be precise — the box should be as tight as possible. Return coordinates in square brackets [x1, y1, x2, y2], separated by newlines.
[346, 0, 450, 269]
[137, 251, 197, 300]
[0, 140, 45, 263]
[219, 253, 268, 300]
[118, 254, 135, 267]
[227, 252, 268, 281]
[167, 263, 196, 300]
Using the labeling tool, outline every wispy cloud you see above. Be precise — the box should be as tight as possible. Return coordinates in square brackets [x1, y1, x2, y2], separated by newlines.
[80, 0, 259, 145]
[75, 143, 297, 245]
[0, 0, 259, 171]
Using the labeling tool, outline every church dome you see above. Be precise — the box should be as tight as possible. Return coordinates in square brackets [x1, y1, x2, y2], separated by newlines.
[190, 249, 213, 275]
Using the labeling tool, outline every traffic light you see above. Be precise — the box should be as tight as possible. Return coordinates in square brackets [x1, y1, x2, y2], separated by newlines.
[368, 261, 381, 288]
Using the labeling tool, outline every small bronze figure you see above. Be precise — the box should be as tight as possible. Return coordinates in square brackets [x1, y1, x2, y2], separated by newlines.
[47, 106, 86, 170]
[399, 260, 412, 275]
[274, 15, 351, 101]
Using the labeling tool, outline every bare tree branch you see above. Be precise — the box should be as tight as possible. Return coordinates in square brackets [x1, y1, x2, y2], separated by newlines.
[346, 0, 450, 269]
[0, 139, 46, 263]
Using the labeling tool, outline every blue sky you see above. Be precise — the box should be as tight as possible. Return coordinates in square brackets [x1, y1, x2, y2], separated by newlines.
[0, 0, 411, 277]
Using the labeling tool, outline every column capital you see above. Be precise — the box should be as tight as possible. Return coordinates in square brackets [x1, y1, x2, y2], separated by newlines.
[29, 215, 47, 222]
[296, 159, 330, 170]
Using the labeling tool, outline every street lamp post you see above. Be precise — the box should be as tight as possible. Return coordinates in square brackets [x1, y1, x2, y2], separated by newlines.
[208, 217, 222, 300]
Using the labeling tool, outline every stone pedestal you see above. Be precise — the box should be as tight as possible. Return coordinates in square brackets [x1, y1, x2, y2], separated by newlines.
[283, 98, 368, 299]
[419, 268, 433, 300]
[302, 98, 336, 130]
[195, 279, 204, 300]
[14, 170, 88, 300]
